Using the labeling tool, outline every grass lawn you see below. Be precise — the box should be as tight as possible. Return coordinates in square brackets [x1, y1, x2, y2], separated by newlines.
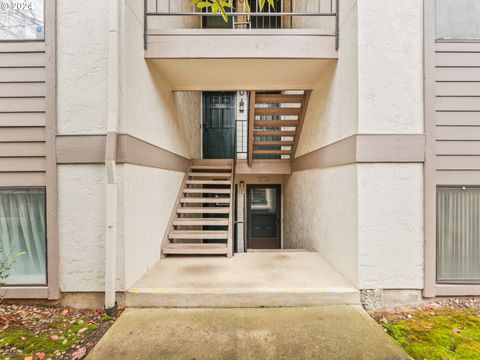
[371, 301, 480, 360]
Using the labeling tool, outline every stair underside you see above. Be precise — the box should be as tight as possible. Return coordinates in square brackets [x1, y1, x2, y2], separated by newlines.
[250, 91, 311, 162]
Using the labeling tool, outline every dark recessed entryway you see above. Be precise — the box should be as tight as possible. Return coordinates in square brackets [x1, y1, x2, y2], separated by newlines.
[247, 184, 281, 250]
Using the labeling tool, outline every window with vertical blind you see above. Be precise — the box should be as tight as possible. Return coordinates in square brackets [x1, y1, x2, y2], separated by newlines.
[437, 187, 480, 284]
[0, 188, 47, 285]
[436, 0, 480, 41]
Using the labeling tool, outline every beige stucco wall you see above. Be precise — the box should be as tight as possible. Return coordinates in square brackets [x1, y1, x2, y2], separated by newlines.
[357, 0, 423, 134]
[295, 0, 359, 156]
[123, 164, 184, 289]
[121, 0, 201, 158]
[357, 164, 424, 289]
[284, 165, 359, 287]
[355, 0, 424, 289]
[57, 0, 109, 134]
[57, 0, 201, 292]
[285, 0, 425, 290]
[283, 0, 359, 287]
[58, 163, 185, 292]
[59, 165, 125, 292]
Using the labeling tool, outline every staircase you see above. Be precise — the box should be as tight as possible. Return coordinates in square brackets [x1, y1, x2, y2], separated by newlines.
[248, 91, 311, 165]
[162, 159, 234, 257]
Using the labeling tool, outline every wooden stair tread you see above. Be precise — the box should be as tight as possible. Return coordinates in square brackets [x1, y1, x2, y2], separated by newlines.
[163, 243, 228, 255]
[254, 131, 296, 137]
[188, 172, 232, 178]
[177, 208, 230, 214]
[254, 141, 295, 146]
[191, 165, 232, 170]
[169, 230, 228, 239]
[173, 218, 229, 226]
[183, 188, 231, 194]
[255, 94, 305, 104]
[254, 150, 292, 155]
[180, 198, 230, 204]
[192, 159, 233, 166]
[165, 243, 228, 249]
[255, 107, 302, 116]
[186, 180, 231, 185]
[254, 120, 298, 127]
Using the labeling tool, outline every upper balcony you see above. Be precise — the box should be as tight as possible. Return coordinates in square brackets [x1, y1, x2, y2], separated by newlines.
[144, 0, 339, 90]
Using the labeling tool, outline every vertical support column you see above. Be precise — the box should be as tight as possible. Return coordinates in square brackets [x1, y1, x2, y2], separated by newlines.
[105, 0, 120, 315]
[235, 0, 248, 28]
[144, 0, 148, 50]
[423, 0, 437, 298]
[45, 0, 60, 300]
[248, 91, 256, 167]
[335, 0, 340, 50]
[282, 0, 292, 29]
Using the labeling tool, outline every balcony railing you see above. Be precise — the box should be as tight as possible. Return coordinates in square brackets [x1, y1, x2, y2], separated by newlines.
[144, 0, 339, 50]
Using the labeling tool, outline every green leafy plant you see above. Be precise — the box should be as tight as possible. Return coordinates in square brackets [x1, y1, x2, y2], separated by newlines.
[0, 242, 26, 290]
[192, 0, 276, 22]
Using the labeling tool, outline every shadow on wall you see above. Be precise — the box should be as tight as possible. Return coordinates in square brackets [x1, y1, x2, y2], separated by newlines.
[294, 61, 338, 157]
[145, 61, 201, 159]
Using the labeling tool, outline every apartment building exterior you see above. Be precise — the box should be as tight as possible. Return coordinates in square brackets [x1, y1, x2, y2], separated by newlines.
[0, 0, 479, 310]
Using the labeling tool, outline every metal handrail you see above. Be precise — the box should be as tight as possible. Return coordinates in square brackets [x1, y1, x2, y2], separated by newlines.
[227, 159, 236, 257]
[144, 0, 340, 50]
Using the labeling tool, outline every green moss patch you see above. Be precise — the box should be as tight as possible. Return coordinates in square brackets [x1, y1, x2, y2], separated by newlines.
[0, 305, 119, 360]
[383, 309, 480, 360]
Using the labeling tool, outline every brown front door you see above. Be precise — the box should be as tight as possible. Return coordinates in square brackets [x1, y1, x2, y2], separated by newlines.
[247, 185, 281, 249]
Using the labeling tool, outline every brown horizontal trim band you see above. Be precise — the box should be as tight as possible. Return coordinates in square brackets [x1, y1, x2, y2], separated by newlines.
[117, 134, 190, 172]
[56, 134, 190, 172]
[292, 134, 425, 172]
[56, 135, 106, 164]
[236, 159, 291, 175]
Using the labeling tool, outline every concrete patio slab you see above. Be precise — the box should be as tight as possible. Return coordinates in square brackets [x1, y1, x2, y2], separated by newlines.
[86, 306, 409, 360]
[127, 252, 360, 307]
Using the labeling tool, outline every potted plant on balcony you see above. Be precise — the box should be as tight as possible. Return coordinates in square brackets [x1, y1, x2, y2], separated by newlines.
[192, 0, 276, 22]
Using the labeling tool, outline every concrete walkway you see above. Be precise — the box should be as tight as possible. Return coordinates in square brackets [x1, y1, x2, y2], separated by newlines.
[127, 252, 360, 307]
[86, 306, 409, 360]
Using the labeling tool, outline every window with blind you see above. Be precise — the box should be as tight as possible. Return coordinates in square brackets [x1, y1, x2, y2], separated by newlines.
[0, 188, 47, 285]
[437, 187, 480, 284]
[436, 0, 480, 41]
[0, 0, 44, 40]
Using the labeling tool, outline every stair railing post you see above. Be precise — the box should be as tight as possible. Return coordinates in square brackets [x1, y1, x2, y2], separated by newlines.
[227, 159, 235, 257]
[248, 91, 256, 167]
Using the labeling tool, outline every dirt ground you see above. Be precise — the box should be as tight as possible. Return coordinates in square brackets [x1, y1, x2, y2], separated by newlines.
[0, 305, 122, 360]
